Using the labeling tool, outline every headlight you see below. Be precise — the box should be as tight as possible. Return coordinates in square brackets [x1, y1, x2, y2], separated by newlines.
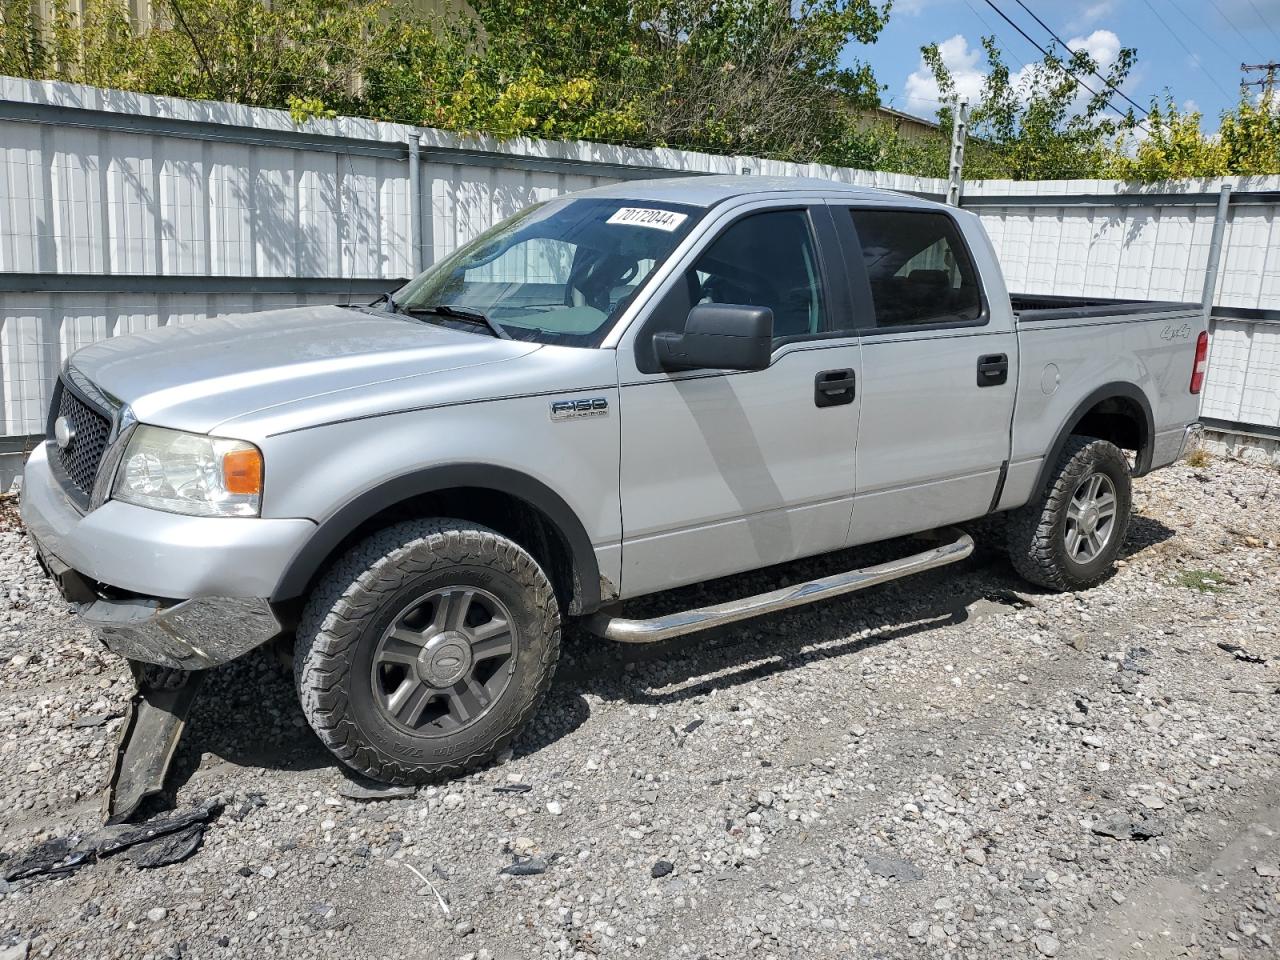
[113, 425, 263, 517]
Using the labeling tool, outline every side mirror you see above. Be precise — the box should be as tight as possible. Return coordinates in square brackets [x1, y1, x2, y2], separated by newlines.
[654, 303, 774, 372]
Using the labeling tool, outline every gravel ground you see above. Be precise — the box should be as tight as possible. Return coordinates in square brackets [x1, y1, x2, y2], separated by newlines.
[1, 455, 1279, 960]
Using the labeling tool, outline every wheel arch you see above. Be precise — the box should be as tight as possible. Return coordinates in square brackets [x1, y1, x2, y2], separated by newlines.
[1032, 382, 1155, 499]
[271, 465, 603, 616]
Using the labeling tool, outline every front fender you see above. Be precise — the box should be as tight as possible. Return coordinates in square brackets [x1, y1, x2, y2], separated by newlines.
[270, 463, 602, 612]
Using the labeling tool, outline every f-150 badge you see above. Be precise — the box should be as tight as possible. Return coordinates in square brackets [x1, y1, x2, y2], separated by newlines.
[550, 397, 608, 421]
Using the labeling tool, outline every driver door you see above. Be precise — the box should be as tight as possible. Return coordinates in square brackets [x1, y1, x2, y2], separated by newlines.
[614, 202, 864, 598]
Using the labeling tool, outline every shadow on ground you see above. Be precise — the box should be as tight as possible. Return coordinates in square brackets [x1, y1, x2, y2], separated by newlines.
[162, 513, 1177, 787]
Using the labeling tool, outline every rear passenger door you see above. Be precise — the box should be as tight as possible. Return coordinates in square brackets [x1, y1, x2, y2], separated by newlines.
[834, 204, 1018, 546]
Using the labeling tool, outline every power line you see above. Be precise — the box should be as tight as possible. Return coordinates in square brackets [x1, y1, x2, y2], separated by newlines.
[1242, 0, 1280, 47]
[1207, 0, 1267, 61]
[960, 0, 1030, 71]
[1010, 0, 1148, 117]
[1165, 0, 1241, 66]
[979, 0, 1141, 127]
[1136, 0, 1238, 102]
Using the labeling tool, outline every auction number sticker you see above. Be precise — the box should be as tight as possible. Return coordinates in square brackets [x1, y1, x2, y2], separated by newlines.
[606, 207, 688, 231]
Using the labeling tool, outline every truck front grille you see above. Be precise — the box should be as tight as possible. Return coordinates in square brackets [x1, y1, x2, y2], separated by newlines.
[51, 381, 113, 497]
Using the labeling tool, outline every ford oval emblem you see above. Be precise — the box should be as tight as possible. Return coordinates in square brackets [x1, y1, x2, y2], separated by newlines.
[53, 416, 76, 449]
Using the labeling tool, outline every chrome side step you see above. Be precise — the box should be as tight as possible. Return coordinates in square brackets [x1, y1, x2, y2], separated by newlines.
[586, 528, 974, 644]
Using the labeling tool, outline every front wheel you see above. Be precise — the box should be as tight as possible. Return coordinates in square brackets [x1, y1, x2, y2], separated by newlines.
[295, 519, 561, 784]
[1006, 436, 1133, 591]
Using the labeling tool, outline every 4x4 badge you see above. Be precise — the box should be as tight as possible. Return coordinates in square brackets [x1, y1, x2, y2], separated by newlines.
[550, 397, 608, 421]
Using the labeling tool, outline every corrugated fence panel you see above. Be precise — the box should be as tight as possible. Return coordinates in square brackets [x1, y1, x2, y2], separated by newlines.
[1240, 324, 1280, 427]
[1201, 320, 1252, 422]
[5, 78, 1280, 441]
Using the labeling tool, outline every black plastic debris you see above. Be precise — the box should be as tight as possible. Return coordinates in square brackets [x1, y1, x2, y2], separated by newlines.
[493, 783, 532, 795]
[1, 801, 222, 887]
[500, 856, 548, 876]
[96, 801, 221, 858]
[651, 860, 674, 879]
[337, 780, 416, 801]
[1218, 642, 1267, 665]
[130, 825, 204, 869]
[1, 836, 94, 884]
[683, 718, 705, 734]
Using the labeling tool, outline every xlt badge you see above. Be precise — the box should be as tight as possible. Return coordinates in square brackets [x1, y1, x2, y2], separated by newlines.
[550, 397, 608, 421]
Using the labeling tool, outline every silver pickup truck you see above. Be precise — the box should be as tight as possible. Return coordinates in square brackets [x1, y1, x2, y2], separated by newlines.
[21, 176, 1206, 809]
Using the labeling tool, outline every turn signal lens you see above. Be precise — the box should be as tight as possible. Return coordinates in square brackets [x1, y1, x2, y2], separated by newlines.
[222, 447, 263, 495]
[1190, 330, 1209, 394]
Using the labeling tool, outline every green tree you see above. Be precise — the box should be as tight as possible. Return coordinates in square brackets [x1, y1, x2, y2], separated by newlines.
[365, 0, 891, 158]
[1219, 92, 1280, 176]
[1, 0, 396, 116]
[924, 35, 1138, 180]
[1102, 92, 1278, 182]
[1104, 96, 1229, 181]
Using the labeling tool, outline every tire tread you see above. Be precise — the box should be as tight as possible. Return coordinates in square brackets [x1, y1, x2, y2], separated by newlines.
[1006, 436, 1132, 592]
[294, 519, 560, 784]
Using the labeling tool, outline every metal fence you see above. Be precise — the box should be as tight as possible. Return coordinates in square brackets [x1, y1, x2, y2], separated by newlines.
[2, 77, 1279, 462]
[960, 181, 1280, 446]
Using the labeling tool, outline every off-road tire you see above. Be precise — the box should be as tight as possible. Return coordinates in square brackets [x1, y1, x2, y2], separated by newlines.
[1006, 436, 1132, 592]
[295, 519, 560, 784]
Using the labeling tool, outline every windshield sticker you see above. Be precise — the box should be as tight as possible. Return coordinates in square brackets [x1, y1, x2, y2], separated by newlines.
[606, 207, 689, 232]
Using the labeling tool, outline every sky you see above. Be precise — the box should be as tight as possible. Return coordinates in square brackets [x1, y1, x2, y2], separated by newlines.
[847, 0, 1280, 128]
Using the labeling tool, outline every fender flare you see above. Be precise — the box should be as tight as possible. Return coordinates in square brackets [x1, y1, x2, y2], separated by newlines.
[271, 464, 602, 613]
[1031, 382, 1155, 499]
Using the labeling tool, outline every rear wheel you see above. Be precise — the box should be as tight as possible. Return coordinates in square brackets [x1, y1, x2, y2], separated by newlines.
[1006, 436, 1132, 591]
[295, 519, 560, 784]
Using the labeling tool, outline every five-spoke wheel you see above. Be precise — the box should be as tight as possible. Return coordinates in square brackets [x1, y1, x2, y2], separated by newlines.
[295, 519, 561, 784]
[371, 587, 517, 734]
[1064, 471, 1117, 563]
[1007, 435, 1132, 591]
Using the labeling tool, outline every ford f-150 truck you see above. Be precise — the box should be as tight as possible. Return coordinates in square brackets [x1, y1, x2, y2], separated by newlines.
[21, 176, 1207, 814]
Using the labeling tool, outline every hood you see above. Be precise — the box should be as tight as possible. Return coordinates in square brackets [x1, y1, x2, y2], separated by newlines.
[69, 305, 541, 434]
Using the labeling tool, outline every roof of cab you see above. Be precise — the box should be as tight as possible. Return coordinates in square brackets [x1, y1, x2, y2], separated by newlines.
[572, 174, 940, 209]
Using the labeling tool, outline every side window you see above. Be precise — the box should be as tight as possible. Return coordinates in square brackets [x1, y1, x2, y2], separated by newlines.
[690, 209, 825, 341]
[849, 210, 982, 328]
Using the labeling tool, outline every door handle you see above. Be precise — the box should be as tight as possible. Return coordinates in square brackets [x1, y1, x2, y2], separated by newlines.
[977, 354, 1009, 387]
[815, 369, 856, 407]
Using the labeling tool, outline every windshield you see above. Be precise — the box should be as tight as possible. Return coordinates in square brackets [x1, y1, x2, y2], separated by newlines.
[394, 197, 702, 346]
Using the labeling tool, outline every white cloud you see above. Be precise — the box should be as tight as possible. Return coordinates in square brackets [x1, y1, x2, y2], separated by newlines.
[1065, 29, 1121, 70]
[902, 34, 989, 115]
[1066, 1, 1115, 32]
[900, 28, 1128, 118]
[893, 0, 942, 16]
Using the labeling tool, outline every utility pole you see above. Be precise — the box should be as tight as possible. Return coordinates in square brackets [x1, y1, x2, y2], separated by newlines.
[946, 99, 969, 208]
[1241, 62, 1279, 97]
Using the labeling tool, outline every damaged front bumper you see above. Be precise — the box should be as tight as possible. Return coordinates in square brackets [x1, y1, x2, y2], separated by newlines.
[20, 440, 311, 668]
[34, 546, 285, 670]
[81, 593, 285, 671]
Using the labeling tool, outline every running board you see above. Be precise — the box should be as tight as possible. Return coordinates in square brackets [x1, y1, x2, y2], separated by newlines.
[587, 528, 974, 644]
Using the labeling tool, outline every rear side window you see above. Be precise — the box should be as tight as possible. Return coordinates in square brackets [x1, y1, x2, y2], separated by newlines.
[849, 210, 982, 328]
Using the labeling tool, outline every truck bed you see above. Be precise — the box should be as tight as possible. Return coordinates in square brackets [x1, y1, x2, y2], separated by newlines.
[1000, 292, 1205, 515]
[1013, 293, 1203, 323]
[1012, 293, 1202, 322]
